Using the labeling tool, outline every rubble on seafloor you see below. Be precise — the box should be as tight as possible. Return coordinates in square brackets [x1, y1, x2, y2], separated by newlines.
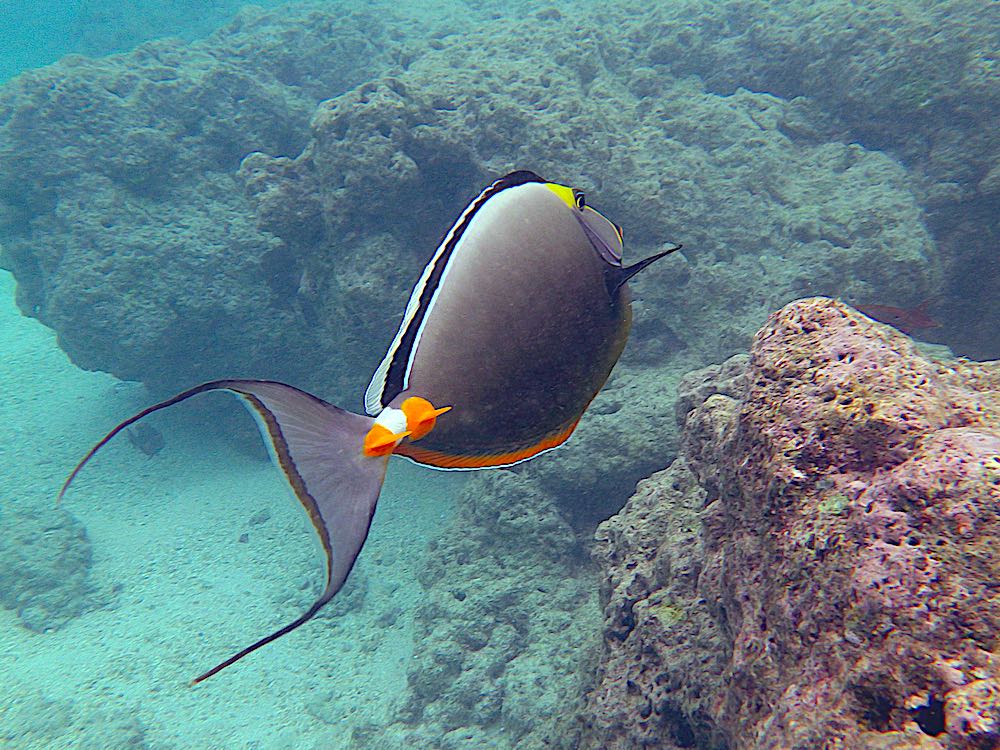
[0, 505, 96, 632]
[583, 297, 1000, 750]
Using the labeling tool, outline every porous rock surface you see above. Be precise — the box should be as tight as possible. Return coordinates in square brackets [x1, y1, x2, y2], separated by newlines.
[583, 297, 1000, 750]
[0, 4, 394, 397]
[241, 9, 941, 516]
[602, 0, 1000, 356]
[0, 505, 95, 632]
[0, 3, 942, 404]
[0, 3, 951, 521]
[350, 470, 602, 750]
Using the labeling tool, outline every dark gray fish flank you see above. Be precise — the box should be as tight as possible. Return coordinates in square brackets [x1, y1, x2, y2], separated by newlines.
[388, 181, 632, 466]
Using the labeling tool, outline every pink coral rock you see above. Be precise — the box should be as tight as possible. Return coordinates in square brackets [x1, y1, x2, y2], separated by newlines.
[583, 297, 1000, 750]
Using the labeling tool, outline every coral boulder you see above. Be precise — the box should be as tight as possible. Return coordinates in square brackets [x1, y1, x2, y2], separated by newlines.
[584, 297, 1000, 750]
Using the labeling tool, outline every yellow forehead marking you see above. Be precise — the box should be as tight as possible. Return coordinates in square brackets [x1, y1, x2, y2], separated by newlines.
[545, 183, 576, 210]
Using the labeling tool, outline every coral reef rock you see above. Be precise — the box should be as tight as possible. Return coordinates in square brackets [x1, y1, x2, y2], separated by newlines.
[352, 470, 602, 750]
[1, 3, 942, 404]
[583, 297, 1000, 750]
[241, 9, 941, 518]
[0, 4, 953, 522]
[0, 504, 95, 632]
[604, 0, 1000, 357]
[0, 4, 393, 397]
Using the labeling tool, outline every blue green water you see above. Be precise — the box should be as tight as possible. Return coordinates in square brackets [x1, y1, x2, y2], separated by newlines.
[0, 1, 287, 83]
[0, 267, 465, 746]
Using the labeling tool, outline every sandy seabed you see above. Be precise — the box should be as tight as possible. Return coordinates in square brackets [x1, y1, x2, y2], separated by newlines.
[0, 270, 464, 749]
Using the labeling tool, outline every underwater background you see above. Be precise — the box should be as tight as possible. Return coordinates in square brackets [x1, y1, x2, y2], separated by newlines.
[1, 1, 998, 748]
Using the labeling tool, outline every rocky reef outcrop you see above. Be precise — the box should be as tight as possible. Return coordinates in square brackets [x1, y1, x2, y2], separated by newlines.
[235, 8, 942, 514]
[0, 2, 946, 409]
[0, 4, 395, 397]
[584, 297, 1000, 750]
[602, 0, 1000, 357]
[347, 470, 602, 750]
[244, 13, 941, 365]
[0, 3, 951, 526]
[0, 505, 96, 632]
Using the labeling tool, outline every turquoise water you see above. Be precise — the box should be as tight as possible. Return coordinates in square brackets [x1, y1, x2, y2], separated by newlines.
[0, 267, 464, 746]
[1, 0, 997, 748]
[0, 1, 288, 83]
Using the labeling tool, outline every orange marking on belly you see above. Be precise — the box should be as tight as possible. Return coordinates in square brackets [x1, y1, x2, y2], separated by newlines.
[395, 417, 581, 468]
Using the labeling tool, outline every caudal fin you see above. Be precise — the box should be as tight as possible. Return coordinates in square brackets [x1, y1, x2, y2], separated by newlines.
[59, 379, 388, 684]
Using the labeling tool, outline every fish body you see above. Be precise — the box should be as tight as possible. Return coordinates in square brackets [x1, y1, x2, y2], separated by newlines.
[126, 424, 165, 457]
[58, 170, 679, 683]
[854, 302, 940, 336]
[369, 172, 636, 468]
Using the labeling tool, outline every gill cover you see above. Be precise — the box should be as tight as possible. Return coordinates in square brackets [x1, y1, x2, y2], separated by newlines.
[545, 179, 682, 292]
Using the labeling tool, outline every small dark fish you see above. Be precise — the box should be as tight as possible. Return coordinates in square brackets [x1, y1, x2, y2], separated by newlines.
[126, 424, 165, 457]
[854, 301, 940, 336]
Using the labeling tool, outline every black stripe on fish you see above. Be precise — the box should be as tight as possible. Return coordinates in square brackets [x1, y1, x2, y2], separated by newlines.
[365, 170, 546, 415]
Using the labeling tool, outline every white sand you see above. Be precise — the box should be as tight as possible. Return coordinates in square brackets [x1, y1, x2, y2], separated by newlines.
[0, 270, 463, 748]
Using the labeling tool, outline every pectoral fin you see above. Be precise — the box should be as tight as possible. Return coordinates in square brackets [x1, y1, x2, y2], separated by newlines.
[58, 379, 387, 684]
[604, 243, 683, 294]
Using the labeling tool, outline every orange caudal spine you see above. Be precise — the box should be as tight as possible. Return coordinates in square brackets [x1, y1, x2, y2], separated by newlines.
[362, 398, 450, 457]
[400, 397, 452, 441]
[363, 424, 410, 457]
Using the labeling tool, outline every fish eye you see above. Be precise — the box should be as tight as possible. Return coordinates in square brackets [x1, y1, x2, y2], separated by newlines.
[574, 190, 586, 210]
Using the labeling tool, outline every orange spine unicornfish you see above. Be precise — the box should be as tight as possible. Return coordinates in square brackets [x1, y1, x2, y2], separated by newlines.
[57, 170, 681, 683]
